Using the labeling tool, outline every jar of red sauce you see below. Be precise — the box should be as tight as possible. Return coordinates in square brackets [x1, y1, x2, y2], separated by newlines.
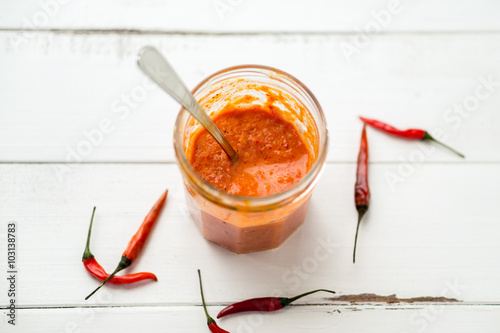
[174, 65, 328, 253]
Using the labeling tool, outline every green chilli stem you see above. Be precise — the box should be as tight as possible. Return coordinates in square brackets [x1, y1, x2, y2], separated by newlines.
[82, 207, 96, 260]
[85, 256, 131, 300]
[353, 207, 367, 264]
[198, 269, 215, 325]
[281, 289, 336, 307]
[423, 133, 465, 158]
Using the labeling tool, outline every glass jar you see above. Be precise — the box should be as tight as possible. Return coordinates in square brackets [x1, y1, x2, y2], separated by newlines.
[174, 65, 328, 253]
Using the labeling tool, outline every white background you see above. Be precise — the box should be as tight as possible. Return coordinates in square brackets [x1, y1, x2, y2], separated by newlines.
[1, 1, 500, 332]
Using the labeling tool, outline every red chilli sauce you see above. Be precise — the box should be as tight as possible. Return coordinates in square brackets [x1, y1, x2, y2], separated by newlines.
[182, 78, 320, 253]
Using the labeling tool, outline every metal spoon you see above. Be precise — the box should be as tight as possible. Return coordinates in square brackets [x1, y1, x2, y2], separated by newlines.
[137, 46, 238, 163]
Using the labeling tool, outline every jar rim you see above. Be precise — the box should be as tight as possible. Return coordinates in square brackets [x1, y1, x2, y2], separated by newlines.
[173, 64, 328, 211]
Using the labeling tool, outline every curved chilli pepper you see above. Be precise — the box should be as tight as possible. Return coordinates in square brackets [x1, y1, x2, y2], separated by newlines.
[359, 116, 465, 158]
[85, 190, 168, 300]
[198, 270, 230, 333]
[84, 258, 157, 284]
[82, 207, 157, 284]
[353, 124, 370, 264]
[217, 289, 336, 318]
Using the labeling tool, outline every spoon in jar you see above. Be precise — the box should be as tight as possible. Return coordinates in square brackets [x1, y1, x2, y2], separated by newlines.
[137, 46, 239, 163]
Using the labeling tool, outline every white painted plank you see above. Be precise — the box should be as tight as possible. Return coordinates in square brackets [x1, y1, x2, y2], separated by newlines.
[3, 305, 500, 333]
[0, 163, 499, 307]
[1, 32, 499, 163]
[1, 0, 500, 32]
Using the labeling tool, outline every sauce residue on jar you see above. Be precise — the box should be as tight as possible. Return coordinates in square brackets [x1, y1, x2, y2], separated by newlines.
[187, 81, 316, 197]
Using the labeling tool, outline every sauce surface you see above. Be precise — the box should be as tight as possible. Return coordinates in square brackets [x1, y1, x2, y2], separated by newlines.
[189, 108, 312, 197]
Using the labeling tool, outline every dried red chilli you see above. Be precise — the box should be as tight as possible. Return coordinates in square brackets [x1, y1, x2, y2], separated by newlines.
[198, 270, 230, 333]
[353, 124, 370, 264]
[217, 289, 336, 318]
[359, 116, 465, 158]
[85, 190, 168, 300]
[82, 207, 158, 284]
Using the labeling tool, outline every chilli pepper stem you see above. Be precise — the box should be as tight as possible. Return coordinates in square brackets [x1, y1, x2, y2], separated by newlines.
[85, 256, 131, 300]
[197, 272, 230, 333]
[353, 206, 367, 264]
[423, 133, 465, 158]
[83, 207, 96, 260]
[281, 289, 336, 307]
[198, 269, 215, 325]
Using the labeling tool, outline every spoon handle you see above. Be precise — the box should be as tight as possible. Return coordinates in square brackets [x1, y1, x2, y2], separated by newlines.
[137, 46, 238, 162]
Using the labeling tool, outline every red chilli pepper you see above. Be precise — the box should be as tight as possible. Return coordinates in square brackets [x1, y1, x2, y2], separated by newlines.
[359, 116, 465, 158]
[85, 190, 168, 300]
[198, 270, 230, 333]
[82, 207, 157, 284]
[353, 124, 370, 264]
[217, 289, 336, 318]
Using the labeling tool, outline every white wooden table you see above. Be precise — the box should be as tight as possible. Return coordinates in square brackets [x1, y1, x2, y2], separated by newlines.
[1, 1, 500, 331]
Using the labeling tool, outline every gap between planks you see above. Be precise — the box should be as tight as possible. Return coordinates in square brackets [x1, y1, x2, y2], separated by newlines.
[3, 302, 500, 311]
[2, 28, 500, 36]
